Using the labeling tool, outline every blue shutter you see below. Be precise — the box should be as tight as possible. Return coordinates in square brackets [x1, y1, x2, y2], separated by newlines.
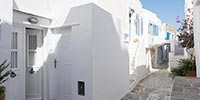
[138, 17, 140, 35]
[136, 14, 139, 35]
[156, 26, 158, 36]
[157, 26, 159, 36]
[141, 18, 143, 35]
[153, 25, 156, 36]
[166, 32, 170, 40]
[152, 25, 159, 36]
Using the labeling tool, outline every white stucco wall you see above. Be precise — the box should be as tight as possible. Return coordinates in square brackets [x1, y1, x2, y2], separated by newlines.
[43, 4, 94, 100]
[92, 4, 129, 100]
[130, 0, 143, 14]
[168, 52, 186, 70]
[127, 0, 152, 90]
[128, 0, 143, 73]
[135, 36, 151, 81]
[96, 0, 129, 20]
[42, 3, 129, 100]
[143, 9, 164, 45]
[11, 1, 130, 100]
[0, 1, 13, 99]
[194, 0, 200, 77]
[0, 0, 12, 61]
[14, 0, 129, 27]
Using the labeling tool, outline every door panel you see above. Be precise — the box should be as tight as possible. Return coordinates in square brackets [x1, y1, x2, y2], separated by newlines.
[54, 31, 72, 100]
[26, 29, 43, 100]
[55, 63, 72, 100]
[8, 26, 24, 100]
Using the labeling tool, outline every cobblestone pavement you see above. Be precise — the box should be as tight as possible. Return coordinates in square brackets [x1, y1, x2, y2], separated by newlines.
[170, 77, 200, 100]
[121, 69, 173, 100]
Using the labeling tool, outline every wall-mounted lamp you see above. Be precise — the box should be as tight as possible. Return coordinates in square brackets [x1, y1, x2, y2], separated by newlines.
[0, 19, 2, 24]
[27, 17, 39, 24]
[129, 7, 135, 17]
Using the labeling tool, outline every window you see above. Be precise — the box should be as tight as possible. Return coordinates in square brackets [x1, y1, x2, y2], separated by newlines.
[11, 32, 18, 68]
[135, 14, 140, 35]
[153, 25, 157, 35]
[148, 23, 152, 34]
[149, 23, 159, 36]
[166, 32, 170, 40]
[141, 18, 143, 35]
[126, 12, 132, 43]
[28, 35, 37, 66]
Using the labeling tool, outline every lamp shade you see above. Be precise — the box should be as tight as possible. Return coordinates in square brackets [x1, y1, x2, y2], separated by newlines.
[27, 17, 39, 24]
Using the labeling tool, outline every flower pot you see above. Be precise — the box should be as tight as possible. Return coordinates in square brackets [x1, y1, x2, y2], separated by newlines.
[0, 92, 5, 100]
[185, 70, 196, 77]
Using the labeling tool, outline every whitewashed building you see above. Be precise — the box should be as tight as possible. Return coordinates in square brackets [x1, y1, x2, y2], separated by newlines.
[128, 0, 152, 90]
[184, 0, 200, 77]
[0, 0, 172, 100]
[1, 0, 130, 100]
[142, 9, 168, 69]
[194, 0, 200, 77]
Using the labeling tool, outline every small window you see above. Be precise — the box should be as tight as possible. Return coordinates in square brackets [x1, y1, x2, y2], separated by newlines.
[11, 32, 18, 49]
[135, 14, 140, 35]
[11, 32, 18, 68]
[150, 24, 159, 36]
[141, 18, 143, 35]
[11, 51, 17, 68]
[28, 35, 37, 66]
[29, 35, 37, 50]
[28, 51, 36, 65]
[78, 81, 85, 96]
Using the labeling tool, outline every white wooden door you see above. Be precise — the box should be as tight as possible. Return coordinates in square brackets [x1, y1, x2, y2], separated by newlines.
[54, 29, 72, 100]
[8, 26, 24, 100]
[26, 29, 43, 100]
[55, 62, 72, 100]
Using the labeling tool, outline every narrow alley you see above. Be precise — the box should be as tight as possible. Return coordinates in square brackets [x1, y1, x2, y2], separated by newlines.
[122, 70, 173, 100]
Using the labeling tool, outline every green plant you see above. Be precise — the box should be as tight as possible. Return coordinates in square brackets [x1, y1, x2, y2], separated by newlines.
[169, 59, 195, 79]
[0, 60, 15, 93]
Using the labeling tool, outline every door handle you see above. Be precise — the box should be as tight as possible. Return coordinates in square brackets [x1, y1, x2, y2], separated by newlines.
[54, 59, 57, 69]
[29, 68, 35, 74]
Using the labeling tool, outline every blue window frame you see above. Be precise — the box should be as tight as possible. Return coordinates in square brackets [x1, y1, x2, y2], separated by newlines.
[136, 14, 140, 35]
[149, 24, 159, 36]
[166, 32, 170, 40]
[141, 18, 143, 35]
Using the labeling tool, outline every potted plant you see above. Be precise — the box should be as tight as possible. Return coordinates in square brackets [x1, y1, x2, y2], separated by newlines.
[175, 4, 196, 75]
[0, 60, 16, 100]
[170, 59, 196, 78]
[170, 5, 196, 78]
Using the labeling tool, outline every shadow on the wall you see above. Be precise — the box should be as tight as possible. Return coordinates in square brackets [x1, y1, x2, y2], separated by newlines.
[45, 3, 129, 100]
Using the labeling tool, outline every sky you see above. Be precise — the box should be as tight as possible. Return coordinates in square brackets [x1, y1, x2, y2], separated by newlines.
[141, 0, 185, 29]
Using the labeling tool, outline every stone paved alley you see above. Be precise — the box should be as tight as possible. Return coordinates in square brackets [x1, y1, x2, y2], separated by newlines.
[121, 70, 173, 100]
[171, 77, 200, 100]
